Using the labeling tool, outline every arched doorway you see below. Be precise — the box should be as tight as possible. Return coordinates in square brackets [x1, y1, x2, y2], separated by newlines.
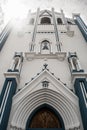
[11, 88, 80, 130]
[26, 104, 65, 130]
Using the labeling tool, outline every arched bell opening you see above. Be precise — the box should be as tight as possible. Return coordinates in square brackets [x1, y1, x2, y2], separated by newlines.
[26, 104, 65, 130]
[41, 17, 51, 24]
[57, 18, 63, 25]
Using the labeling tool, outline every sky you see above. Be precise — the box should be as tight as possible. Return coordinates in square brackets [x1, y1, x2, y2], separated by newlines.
[0, 0, 87, 24]
[22, 0, 87, 23]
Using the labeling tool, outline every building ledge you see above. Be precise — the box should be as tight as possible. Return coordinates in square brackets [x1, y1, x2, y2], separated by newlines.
[71, 72, 87, 83]
[4, 72, 20, 84]
[25, 52, 66, 61]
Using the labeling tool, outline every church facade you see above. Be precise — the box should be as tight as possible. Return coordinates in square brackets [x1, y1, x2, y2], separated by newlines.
[0, 8, 87, 130]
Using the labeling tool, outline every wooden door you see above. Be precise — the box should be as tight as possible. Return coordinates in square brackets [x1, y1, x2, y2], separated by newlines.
[29, 108, 62, 128]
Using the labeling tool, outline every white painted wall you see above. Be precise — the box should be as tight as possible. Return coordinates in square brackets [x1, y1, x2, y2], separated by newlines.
[0, 10, 87, 130]
[0, 12, 87, 92]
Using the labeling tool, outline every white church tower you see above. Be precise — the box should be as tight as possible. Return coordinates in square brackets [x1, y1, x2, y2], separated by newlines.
[0, 8, 87, 130]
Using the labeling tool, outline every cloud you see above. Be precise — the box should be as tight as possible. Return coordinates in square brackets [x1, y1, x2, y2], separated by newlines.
[1, 0, 87, 24]
[20, 0, 87, 23]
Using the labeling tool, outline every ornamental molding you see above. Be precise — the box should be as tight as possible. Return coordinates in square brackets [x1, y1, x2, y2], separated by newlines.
[11, 88, 80, 130]
[13, 68, 78, 107]
[25, 52, 66, 61]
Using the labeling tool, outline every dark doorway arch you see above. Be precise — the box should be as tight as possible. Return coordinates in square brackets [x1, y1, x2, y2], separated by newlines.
[26, 104, 65, 129]
[41, 17, 51, 24]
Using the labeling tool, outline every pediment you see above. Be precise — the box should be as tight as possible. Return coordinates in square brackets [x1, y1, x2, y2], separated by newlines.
[13, 69, 78, 106]
[39, 10, 52, 17]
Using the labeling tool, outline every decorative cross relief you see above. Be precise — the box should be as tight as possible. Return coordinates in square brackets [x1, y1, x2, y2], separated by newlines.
[43, 63, 48, 69]
[42, 64, 49, 88]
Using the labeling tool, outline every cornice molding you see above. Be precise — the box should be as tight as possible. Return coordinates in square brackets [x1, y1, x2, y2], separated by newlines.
[25, 52, 66, 61]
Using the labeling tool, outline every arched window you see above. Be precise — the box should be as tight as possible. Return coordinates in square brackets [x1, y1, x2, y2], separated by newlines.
[41, 17, 51, 24]
[57, 18, 63, 25]
[29, 107, 62, 128]
[41, 40, 50, 54]
[29, 18, 34, 25]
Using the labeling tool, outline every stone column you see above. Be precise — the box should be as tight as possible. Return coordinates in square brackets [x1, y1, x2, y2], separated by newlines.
[69, 58, 76, 71]
[61, 9, 70, 31]
[52, 8, 61, 51]
[31, 8, 40, 51]
[8, 52, 23, 73]
[9, 59, 16, 71]
[68, 52, 84, 72]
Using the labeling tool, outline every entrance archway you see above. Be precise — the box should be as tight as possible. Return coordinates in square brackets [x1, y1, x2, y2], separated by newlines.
[26, 104, 65, 130]
[11, 88, 80, 130]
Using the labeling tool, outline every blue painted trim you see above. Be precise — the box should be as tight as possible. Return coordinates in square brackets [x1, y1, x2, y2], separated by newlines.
[26, 128, 64, 130]
[26, 104, 65, 130]
[7, 69, 19, 72]
[75, 17, 87, 42]
[72, 70, 84, 72]
[0, 78, 17, 130]
[0, 23, 12, 51]
[78, 16, 87, 29]
[68, 55, 77, 58]
[0, 78, 10, 106]
[74, 78, 87, 130]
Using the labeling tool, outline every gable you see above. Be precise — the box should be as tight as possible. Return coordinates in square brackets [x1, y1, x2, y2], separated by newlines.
[11, 69, 80, 130]
[39, 10, 52, 17]
[13, 69, 78, 107]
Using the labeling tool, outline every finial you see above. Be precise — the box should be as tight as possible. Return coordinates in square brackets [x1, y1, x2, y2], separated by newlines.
[43, 64, 48, 69]
[61, 9, 63, 13]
